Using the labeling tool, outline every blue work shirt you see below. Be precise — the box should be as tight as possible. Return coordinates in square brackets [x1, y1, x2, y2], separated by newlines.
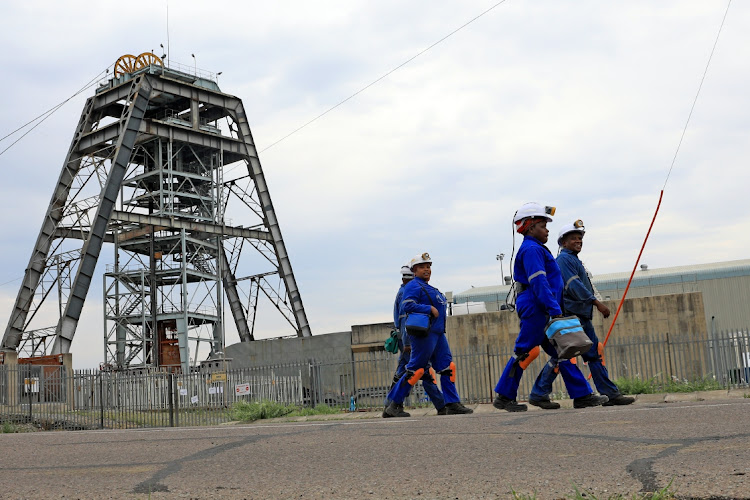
[393, 284, 406, 330]
[514, 236, 563, 317]
[556, 248, 596, 319]
[401, 277, 447, 335]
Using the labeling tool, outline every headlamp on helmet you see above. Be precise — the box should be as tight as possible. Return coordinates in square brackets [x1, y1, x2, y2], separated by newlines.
[409, 252, 432, 270]
[557, 220, 586, 246]
[513, 202, 556, 224]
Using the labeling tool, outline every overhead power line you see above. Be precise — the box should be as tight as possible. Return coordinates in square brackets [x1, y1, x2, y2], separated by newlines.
[0, 67, 111, 157]
[223, 0, 510, 178]
[663, 0, 732, 190]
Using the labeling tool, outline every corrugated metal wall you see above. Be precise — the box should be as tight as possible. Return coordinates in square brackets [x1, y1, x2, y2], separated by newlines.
[596, 275, 750, 333]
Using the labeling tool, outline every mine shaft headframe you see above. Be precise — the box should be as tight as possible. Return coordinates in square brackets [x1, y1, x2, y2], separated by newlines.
[114, 53, 163, 78]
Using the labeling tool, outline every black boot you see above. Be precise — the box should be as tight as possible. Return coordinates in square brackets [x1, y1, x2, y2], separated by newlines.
[436, 406, 448, 416]
[602, 394, 635, 406]
[528, 397, 560, 410]
[384, 402, 411, 418]
[573, 393, 609, 408]
[493, 394, 527, 412]
[445, 402, 474, 415]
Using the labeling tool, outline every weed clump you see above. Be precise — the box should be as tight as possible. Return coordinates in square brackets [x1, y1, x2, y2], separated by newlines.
[230, 400, 340, 422]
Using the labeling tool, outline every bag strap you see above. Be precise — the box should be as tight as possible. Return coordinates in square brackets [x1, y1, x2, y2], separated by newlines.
[415, 281, 437, 308]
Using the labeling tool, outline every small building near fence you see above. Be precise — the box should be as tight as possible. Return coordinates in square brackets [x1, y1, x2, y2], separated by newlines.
[453, 259, 750, 334]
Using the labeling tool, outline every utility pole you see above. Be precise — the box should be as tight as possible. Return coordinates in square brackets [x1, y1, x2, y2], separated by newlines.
[496, 253, 505, 283]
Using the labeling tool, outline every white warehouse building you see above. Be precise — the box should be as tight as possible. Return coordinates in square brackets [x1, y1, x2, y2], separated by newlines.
[453, 259, 750, 334]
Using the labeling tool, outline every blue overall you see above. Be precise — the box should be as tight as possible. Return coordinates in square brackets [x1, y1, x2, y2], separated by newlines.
[386, 277, 458, 405]
[495, 236, 592, 401]
[531, 249, 621, 399]
[384, 283, 445, 409]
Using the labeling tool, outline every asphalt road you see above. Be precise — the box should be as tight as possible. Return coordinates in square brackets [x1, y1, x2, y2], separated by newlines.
[1, 398, 749, 499]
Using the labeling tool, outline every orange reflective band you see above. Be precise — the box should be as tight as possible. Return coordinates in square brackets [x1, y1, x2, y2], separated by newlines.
[408, 368, 425, 386]
[598, 342, 606, 366]
[569, 357, 577, 365]
[554, 366, 560, 374]
[518, 346, 540, 371]
[449, 361, 456, 383]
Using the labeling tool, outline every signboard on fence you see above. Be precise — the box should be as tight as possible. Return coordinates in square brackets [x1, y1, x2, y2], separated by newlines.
[211, 372, 227, 383]
[24, 377, 39, 393]
[235, 383, 250, 396]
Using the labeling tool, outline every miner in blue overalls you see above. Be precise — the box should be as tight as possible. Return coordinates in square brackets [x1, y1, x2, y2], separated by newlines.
[529, 220, 635, 407]
[384, 253, 473, 417]
[493, 203, 608, 412]
[383, 265, 445, 417]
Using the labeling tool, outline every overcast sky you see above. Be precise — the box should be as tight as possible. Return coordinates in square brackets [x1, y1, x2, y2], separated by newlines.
[1, 1, 747, 368]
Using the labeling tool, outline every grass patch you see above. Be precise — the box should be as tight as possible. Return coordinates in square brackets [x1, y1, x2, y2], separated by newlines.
[2, 421, 17, 433]
[230, 400, 341, 422]
[511, 479, 676, 499]
[569, 479, 676, 499]
[662, 377, 723, 393]
[615, 375, 724, 395]
[291, 404, 340, 417]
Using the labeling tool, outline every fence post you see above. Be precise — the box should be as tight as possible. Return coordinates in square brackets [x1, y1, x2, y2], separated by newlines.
[486, 344, 493, 403]
[27, 369, 32, 422]
[665, 331, 674, 381]
[99, 373, 104, 429]
[173, 375, 179, 427]
[168, 374, 175, 427]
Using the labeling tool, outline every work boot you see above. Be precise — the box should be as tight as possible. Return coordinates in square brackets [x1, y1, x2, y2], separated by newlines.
[382, 406, 391, 418]
[445, 402, 474, 415]
[528, 397, 561, 410]
[602, 394, 635, 406]
[492, 394, 527, 412]
[436, 406, 448, 416]
[384, 402, 411, 418]
[573, 393, 609, 409]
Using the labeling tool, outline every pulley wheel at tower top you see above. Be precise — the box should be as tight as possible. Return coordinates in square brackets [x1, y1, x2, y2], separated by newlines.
[113, 54, 138, 77]
[135, 52, 163, 70]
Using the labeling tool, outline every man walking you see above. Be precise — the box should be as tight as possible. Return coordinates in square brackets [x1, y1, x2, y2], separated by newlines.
[529, 220, 635, 407]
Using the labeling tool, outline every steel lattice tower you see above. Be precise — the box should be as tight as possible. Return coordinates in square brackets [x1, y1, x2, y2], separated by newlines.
[1, 54, 311, 372]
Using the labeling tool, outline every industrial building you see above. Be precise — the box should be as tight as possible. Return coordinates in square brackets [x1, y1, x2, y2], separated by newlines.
[453, 259, 750, 334]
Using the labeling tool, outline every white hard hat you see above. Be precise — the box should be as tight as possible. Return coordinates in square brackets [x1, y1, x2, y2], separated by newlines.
[513, 202, 556, 224]
[400, 265, 414, 279]
[557, 219, 586, 245]
[409, 252, 432, 270]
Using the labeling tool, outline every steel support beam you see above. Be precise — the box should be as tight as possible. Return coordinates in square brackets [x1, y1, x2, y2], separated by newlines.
[230, 102, 311, 338]
[53, 77, 153, 354]
[111, 211, 271, 241]
[1, 98, 95, 351]
[220, 249, 252, 342]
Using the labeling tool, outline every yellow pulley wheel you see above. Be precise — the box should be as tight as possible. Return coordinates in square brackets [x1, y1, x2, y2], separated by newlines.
[135, 52, 163, 70]
[113, 54, 138, 77]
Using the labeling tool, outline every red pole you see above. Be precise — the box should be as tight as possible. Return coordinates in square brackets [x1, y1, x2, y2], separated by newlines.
[601, 190, 664, 348]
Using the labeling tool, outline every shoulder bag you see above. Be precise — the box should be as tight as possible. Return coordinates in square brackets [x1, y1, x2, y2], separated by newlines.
[384, 329, 400, 354]
[544, 316, 593, 359]
[404, 282, 437, 339]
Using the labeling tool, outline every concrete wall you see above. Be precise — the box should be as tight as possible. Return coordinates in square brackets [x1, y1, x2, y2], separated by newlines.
[350, 292, 707, 355]
[351, 323, 394, 348]
[225, 331, 353, 368]
[224, 332, 355, 404]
